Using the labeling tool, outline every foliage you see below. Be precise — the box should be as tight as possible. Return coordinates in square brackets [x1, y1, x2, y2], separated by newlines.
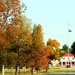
[0, 0, 26, 74]
[7, 52, 18, 68]
[0, 28, 7, 71]
[0, 1, 62, 75]
[4, 25, 20, 67]
[32, 24, 45, 51]
[62, 44, 68, 52]
[31, 24, 45, 69]
[59, 49, 66, 57]
[37, 46, 49, 69]
[47, 39, 60, 60]
[0, 0, 26, 27]
[71, 41, 75, 56]
[18, 16, 32, 68]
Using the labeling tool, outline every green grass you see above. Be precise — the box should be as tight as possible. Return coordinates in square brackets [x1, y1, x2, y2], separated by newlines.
[0, 67, 75, 75]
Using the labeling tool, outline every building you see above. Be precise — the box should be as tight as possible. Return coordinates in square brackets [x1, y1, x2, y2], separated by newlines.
[60, 53, 75, 68]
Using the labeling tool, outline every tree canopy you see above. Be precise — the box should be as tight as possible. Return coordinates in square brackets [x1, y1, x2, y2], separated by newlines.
[47, 39, 60, 60]
[1, 0, 72, 75]
[71, 41, 75, 56]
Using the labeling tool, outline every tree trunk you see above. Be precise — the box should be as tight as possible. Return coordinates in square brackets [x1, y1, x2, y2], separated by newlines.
[46, 66, 48, 72]
[37, 70, 38, 74]
[2, 65, 4, 75]
[18, 66, 20, 74]
[11, 66, 14, 75]
[31, 67, 33, 75]
[35, 68, 39, 74]
[24, 66, 26, 74]
[15, 66, 18, 75]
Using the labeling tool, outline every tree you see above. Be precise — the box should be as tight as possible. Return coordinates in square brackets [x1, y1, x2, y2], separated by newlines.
[71, 41, 75, 56]
[32, 24, 45, 52]
[0, 0, 26, 75]
[62, 44, 68, 52]
[0, 28, 7, 71]
[47, 39, 60, 60]
[0, 0, 26, 29]
[18, 16, 32, 65]
[59, 49, 66, 57]
[37, 46, 49, 72]
[31, 24, 45, 74]
[4, 24, 23, 75]
[5, 25, 20, 63]
[46, 46, 56, 60]
[59, 44, 69, 57]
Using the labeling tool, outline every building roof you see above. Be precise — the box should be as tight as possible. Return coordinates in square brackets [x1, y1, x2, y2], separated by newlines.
[64, 53, 74, 57]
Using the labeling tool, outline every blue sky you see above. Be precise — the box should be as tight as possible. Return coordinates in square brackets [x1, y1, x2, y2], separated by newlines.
[21, 0, 75, 48]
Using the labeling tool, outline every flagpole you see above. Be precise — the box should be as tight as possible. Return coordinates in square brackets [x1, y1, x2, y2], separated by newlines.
[67, 23, 72, 58]
[68, 23, 69, 58]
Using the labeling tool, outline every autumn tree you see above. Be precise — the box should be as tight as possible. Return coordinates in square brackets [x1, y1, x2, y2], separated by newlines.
[59, 49, 66, 57]
[3, 14, 32, 75]
[31, 24, 45, 74]
[32, 24, 45, 52]
[0, 0, 7, 28]
[47, 39, 60, 60]
[18, 16, 32, 69]
[0, 0, 26, 29]
[0, 28, 7, 71]
[0, 0, 7, 70]
[5, 25, 20, 67]
[0, 0, 26, 75]
[37, 46, 49, 72]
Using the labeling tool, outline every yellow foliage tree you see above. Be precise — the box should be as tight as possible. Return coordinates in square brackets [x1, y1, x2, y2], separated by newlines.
[47, 39, 60, 60]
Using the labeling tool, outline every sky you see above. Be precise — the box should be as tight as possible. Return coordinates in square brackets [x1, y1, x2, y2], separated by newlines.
[21, 0, 75, 48]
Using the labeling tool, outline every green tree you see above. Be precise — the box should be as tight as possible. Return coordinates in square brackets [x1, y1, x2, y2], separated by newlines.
[62, 44, 68, 52]
[71, 41, 75, 56]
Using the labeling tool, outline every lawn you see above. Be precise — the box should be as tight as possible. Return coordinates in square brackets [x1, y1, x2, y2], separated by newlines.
[0, 67, 75, 75]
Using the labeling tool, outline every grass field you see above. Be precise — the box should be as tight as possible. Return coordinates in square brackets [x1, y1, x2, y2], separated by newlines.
[0, 66, 75, 75]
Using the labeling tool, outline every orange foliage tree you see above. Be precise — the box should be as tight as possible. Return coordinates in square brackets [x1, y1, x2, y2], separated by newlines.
[0, 1, 61, 75]
[4, 15, 32, 75]
[0, 0, 26, 29]
[0, 28, 7, 71]
[18, 16, 32, 68]
[0, 0, 26, 68]
[36, 46, 50, 72]
[5, 25, 20, 67]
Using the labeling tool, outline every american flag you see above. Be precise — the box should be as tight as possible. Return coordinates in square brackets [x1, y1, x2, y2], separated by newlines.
[68, 29, 72, 32]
